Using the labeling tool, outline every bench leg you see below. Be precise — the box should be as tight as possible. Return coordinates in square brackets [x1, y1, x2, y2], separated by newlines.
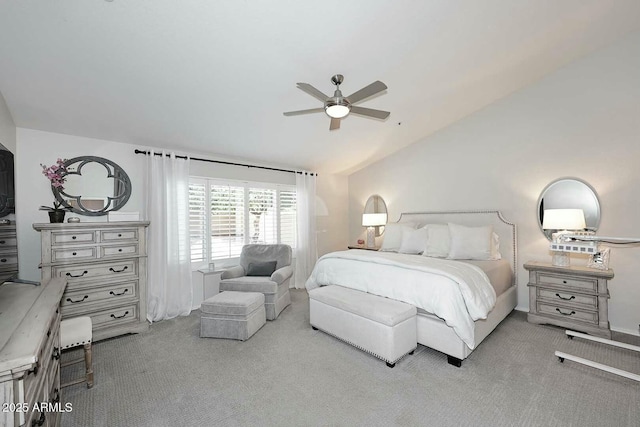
[84, 343, 94, 388]
[447, 355, 462, 367]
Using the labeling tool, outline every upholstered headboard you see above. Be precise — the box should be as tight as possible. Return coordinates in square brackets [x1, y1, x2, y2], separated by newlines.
[396, 210, 517, 285]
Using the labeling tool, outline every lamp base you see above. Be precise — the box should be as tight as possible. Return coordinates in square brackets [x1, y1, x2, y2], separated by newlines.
[552, 251, 570, 267]
[366, 227, 376, 248]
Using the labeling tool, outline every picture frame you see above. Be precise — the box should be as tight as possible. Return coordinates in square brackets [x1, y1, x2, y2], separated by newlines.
[587, 247, 610, 270]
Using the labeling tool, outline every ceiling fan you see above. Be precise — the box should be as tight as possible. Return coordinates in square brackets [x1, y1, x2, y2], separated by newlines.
[283, 74, 390, 130]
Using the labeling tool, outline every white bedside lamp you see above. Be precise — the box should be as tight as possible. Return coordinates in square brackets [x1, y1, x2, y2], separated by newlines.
[362, 213, 387, 248]
[542, 208, 586, 266]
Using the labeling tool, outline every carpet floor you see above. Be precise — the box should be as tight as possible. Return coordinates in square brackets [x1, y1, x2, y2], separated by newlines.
[60, 290, 640, 427]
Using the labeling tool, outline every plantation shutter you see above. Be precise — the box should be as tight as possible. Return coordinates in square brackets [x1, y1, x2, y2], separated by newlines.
[248, 188, 277, 244]
[188, 180, 207, 263]
[210, 183, 245, 259]
[279, 189, 297, 249]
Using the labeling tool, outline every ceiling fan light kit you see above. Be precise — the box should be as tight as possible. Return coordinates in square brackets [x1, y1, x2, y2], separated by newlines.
[284, 74, 390, 130]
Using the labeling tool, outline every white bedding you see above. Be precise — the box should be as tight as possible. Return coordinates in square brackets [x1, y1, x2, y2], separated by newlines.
[305, 250, 497, 349]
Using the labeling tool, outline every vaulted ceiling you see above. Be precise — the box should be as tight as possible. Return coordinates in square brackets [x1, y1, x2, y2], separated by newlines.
[1, 1, 639, 174]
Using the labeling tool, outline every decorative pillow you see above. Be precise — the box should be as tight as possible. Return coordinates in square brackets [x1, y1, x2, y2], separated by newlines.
[423, 224, 450, 258]
[246, 261, 277, 276]
[380, 222, 417, 252]
[491, 232, 502, 260]
[398, 227, 428, 254]
[448, 223, 493, 260]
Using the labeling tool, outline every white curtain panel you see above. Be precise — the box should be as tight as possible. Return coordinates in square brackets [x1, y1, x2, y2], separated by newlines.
[295, 172, 318, 288]
[143, 151, 193, 321]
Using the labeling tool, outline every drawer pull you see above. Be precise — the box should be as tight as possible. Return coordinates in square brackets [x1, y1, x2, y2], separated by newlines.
[555, 293, 575, 301]
[110, 288, 129, 296]
[66, 295, 89, 303]
[118, 248, 123, 252]
[562, 280, 567, 284]
[0, 259, 6, 263]
[52, 347, 60, 360]
[72, 252, 77, 256]
[556, 308, 576, 316]
[109, 266, 129, 273]
[118, 233, 122, 237]
[66, 270, 88, 278]
[0, 240, 5, 244]
[110, 311, 129, 319]
[47, 329, 51, 337]
[27, 363, 39, 377]
[52, 388, 60, 404]
[72, 236, 77, 240]
[31, 412, 46, 427]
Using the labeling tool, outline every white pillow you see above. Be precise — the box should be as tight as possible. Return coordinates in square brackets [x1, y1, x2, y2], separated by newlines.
[380, 222, 417, 252]
[398, 227, 428, 254]
[448, 223, 493, 260]
[491, 232, 502, 260]
[424, 224, 450, 258]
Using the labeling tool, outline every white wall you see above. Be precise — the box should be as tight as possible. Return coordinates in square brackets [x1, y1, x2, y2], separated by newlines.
[0, 91, 15, 153]
[348, 31, 640, 336]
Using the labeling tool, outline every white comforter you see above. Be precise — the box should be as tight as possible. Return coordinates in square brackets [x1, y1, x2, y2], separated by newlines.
[305, 250, 497, 349]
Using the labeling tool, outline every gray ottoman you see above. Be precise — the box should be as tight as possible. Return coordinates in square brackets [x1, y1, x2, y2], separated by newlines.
[200, 291, 266, 341]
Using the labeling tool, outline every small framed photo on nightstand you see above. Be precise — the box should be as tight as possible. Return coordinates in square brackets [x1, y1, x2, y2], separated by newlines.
[587, 247, 610, 270]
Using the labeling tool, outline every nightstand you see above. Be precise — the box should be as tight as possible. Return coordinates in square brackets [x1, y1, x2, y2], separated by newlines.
[347, 245, 379, 251]
[524, 261, 613, 338]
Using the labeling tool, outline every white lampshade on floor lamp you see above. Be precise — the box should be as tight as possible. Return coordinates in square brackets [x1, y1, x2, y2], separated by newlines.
[362, 213, 387, 248]
[542, 209, 586, 266]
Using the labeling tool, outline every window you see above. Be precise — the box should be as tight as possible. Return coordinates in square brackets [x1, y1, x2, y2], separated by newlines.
[189, 177, 296, 264]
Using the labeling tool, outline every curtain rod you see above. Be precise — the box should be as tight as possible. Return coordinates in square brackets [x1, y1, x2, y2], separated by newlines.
[134, 149, 316, 176]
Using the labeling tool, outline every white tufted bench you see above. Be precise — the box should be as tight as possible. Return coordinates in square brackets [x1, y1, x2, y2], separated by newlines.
[309, 285, 417, 367]
[60, 316, 94, 388]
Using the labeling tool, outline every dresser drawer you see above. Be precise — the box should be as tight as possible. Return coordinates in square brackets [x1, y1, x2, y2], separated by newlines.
[52, 247, 97, 262]
[91, 304, 138, 328]
[0, 254, 18, 266]
[0, 235, 17, 247]
[536, 273, 597, 293]
[537, 288, 597, 308]
[537, 302, 598, 325]
[100, 243, 139, 258]
[53, 259, 138, 283]
[101, 229, 138, 242]
[52, 231, 95, 245]
[62, 281, 138, 309]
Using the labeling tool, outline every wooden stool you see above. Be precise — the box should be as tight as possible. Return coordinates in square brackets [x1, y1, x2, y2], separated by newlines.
[60, 317, 94, 388]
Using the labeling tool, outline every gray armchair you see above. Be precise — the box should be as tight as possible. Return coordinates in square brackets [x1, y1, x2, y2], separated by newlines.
[220, 244, 293, 320]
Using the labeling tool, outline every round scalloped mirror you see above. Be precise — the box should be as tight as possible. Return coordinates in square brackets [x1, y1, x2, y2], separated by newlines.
[537, 178, 600, 240]
[52, 156, 131, 216]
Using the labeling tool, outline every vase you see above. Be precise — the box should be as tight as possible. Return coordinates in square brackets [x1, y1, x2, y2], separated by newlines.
[48, 211, 66, 223]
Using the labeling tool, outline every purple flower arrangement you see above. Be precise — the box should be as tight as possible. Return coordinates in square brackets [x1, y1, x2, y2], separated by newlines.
[40, 158, 68, 188]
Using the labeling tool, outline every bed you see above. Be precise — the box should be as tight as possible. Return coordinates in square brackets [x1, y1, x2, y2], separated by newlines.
[306, 210, 517, 366]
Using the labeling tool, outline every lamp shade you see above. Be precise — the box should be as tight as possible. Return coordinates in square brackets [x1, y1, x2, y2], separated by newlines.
[362, 213, 387, 227]
[542, 209, 586, 230]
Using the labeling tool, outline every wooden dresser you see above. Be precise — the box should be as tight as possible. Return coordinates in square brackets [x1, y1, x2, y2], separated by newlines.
[0, 223, 18, 284]
[0, 278, 66, 427]
[525, 261, 613, 338]
[33, 222, 150, 342]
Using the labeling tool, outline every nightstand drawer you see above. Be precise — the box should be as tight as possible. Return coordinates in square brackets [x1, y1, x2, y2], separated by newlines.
[537, 302, 598, 325]
[538, 288, 597, 308]
[537, 273, 597, 292]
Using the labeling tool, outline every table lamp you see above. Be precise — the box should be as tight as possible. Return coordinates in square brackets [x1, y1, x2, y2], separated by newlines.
[362, 213, 387, 248]
[542, 208, 586, 266]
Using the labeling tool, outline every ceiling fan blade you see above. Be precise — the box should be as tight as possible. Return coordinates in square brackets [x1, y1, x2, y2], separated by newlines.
[296, 83, 329, 102]
[346, 80, 387, 104]
[283, 108, 324, 116]
[350, 106, 390, 120]
[329, 117, 341, 130]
